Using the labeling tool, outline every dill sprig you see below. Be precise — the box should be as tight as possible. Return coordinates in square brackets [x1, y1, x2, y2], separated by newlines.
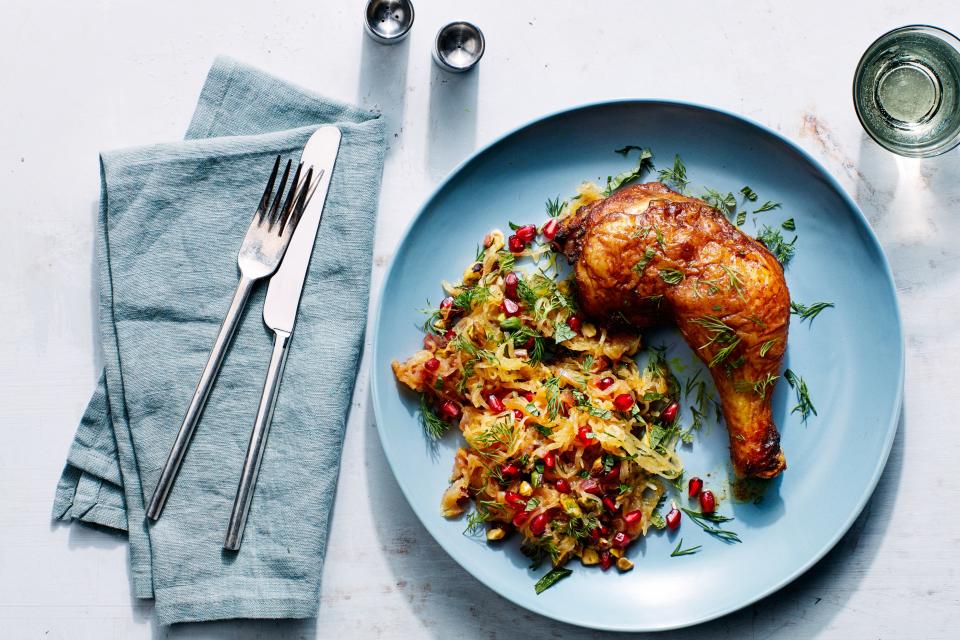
[534, 567, 572, 594]
[690, 315, 742, 368]
[784, 369, 817, 422]
[702, 187, 737, 218]
[671, 538, 702, 557]
[753, 201, 781, 214]
[720, 265, 746, 301]
[497, 250, 516, 273]
[419, 395, 450, 440]
[545, 195, 565, 218]
[756, 225, 797, 265]
[658, 154, 690, 193]
[790, 300, 834, 322]
[681, 508, 741, 543]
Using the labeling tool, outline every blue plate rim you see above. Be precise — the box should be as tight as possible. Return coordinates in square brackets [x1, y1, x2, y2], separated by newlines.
[370, 98, 905, 632]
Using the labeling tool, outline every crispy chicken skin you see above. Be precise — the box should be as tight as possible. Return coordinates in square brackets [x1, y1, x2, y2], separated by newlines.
[554, 183, 789, 478]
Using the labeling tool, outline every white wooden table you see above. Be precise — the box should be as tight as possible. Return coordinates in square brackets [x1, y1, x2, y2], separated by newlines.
[2, 1, 958, 638]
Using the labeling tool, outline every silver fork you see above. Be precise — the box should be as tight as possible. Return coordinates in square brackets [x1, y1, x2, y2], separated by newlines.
[146, 156, 316, 521]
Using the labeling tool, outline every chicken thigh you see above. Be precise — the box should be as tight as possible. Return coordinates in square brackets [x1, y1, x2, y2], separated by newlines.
[554, 183, 789, 478]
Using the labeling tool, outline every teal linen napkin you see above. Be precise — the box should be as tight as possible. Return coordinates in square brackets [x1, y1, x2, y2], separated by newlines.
[52, 56, 385, 624]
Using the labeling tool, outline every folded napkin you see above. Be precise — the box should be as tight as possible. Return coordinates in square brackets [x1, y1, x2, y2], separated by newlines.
[52, 56, 384, 624]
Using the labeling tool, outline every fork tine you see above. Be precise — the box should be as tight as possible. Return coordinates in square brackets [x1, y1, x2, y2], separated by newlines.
[268, 159, 293, 226]
[281, 167, 314, 236]
[277, 162, 304, 234]
[257, 156, 282, 220]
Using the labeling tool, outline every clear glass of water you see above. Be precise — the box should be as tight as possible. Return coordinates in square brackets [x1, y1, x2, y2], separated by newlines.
[853, 25, 960, 157]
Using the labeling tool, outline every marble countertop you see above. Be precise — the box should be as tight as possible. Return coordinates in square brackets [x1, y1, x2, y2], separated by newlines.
[2, 1, 958, 638]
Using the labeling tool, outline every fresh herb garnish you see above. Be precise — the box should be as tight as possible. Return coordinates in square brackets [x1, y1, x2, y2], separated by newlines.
[658, 154, 690, 193]
[545, 195, 565, 218]
[740, 186, 758, 202]
[735, 210, 747, 226]
[671, 539, 703, 557]
[553, 318, 576, 343]
[659, 268, 685, 285]
[756, 225, 797, 265]
[497, 250, 516, 273]
[790, 300, 834, 322]
[632, 246, 656, 274]
[702, 188, 737, 218]
[781, 218, 796, 231]
[758, 338, 779, 358]
[753, 201, 781, 214]
[614, 144, 645, 156]
[419, 395, 450, 440]
[681, 508, 741, 543]
[534, 567, 573, 594]
[690, 315, 742, 368]
[784, 369, 817, 422]
[720, 265, 746, 301]
[604, 147, 654, 195]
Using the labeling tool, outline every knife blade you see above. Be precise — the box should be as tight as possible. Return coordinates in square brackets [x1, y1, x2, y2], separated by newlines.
[224, 125, 341, 550]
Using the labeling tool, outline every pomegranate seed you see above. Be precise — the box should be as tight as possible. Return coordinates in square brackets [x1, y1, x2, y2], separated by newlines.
[598, 524, 610, 536]
[501, 462, 520, 480]
[662, 402, 679, 423]
[595, 376, 615, 391]
[521, 391, 534, 402]
[424, 358, 440, 372]
[486, 394, 505, 413]
[440, 296, 454, 310]
[700, 490, 716, 514]
[688, 477, 703, 498]
[512, 510, 530, 527]
[443, 329, 456, 340]
[589, 527, 600, 543]
[504, 491, 525, 509]
[508, 234, 524, 253]
[503, 271, 519, 300]
[516, 224, 537, 243]
[501, 298, 520, 317]
[624, 510, 643, 526]
[543, 452, 556, 469]
[580, 478, 602, 495]
[599, 550, 613, 571]
[530, 512, 550, 536]
[554, 478, 571, 493]
[602, 463, 620, 483]
[576, 426, 593, 445]
[542, 218, 559, 241]
[566, 314, 582, 333]
[523, 336, 535, 349]
[602, 496, 618, 512]
[440, 401, 460, 419]
[612, 531, 631, 548]
[613, 393, 634, 411]
[666, 507, 681, 530]
[513, 409, 524, 421]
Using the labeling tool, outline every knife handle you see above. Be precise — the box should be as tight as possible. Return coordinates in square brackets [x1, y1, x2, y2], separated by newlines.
[146, 275, 256, 521]
[224, 329, 291, 551]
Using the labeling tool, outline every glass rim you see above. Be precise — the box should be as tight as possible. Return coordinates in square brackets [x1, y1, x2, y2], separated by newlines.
[853, 24, 960, 158]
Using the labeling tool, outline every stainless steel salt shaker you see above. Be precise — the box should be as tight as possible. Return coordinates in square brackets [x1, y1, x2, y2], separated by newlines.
[432, 21, 485, 72]
[364, 0, 415, 44]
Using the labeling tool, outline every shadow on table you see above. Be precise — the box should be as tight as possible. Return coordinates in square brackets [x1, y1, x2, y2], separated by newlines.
[153, 618, 316, 639]
[356, 29, 410, 155]
[426, 65, 478, 181]
[365, 374, 906, 638]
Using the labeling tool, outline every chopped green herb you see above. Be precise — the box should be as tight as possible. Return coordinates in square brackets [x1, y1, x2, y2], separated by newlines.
[784, 369, 817, 422]
[758, 338, 779, 358]
[604, 147, 654, 195]
[658, 154, 690, 193]
[419, 395, 450, 440]
[671, 539, 703, 557]
[690, 316, 742, 368]
[782, 218, 796, 231]
[553, 318, 576, 344]
[740, 186, 758, 202]
[736, 210, 747, 226]
[545, 196, 564, 218]
[790, 300, 834, 322]
[497, 250, 516, 273]
[702, 188, 737, 218]
[756, 225, 797, 265]
[681, 508, 741, 543]
[614, 144, 645, 156]
[534, 567, 573, 594]
[720, 265, 746, 301]
[659, 268, 685, 285]
[753, 201, 781, 214]
[632, 246, 657, 274]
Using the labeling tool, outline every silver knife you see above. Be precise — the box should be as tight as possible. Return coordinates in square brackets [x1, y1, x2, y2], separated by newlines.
[224, 125, 342, 551]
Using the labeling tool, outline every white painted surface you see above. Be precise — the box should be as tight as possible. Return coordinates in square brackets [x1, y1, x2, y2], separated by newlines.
[1, 1, 958, 638]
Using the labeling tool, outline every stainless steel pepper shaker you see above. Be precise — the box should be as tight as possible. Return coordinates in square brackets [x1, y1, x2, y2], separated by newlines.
[363, 0, 414, 44]
[432, 21, 485, 72]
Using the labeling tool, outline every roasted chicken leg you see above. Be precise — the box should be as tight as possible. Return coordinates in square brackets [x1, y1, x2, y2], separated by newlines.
[554, 183, 789, 478]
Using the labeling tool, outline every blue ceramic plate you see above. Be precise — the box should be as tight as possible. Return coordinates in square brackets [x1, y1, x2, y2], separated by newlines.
[371, 101, 903, 631]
